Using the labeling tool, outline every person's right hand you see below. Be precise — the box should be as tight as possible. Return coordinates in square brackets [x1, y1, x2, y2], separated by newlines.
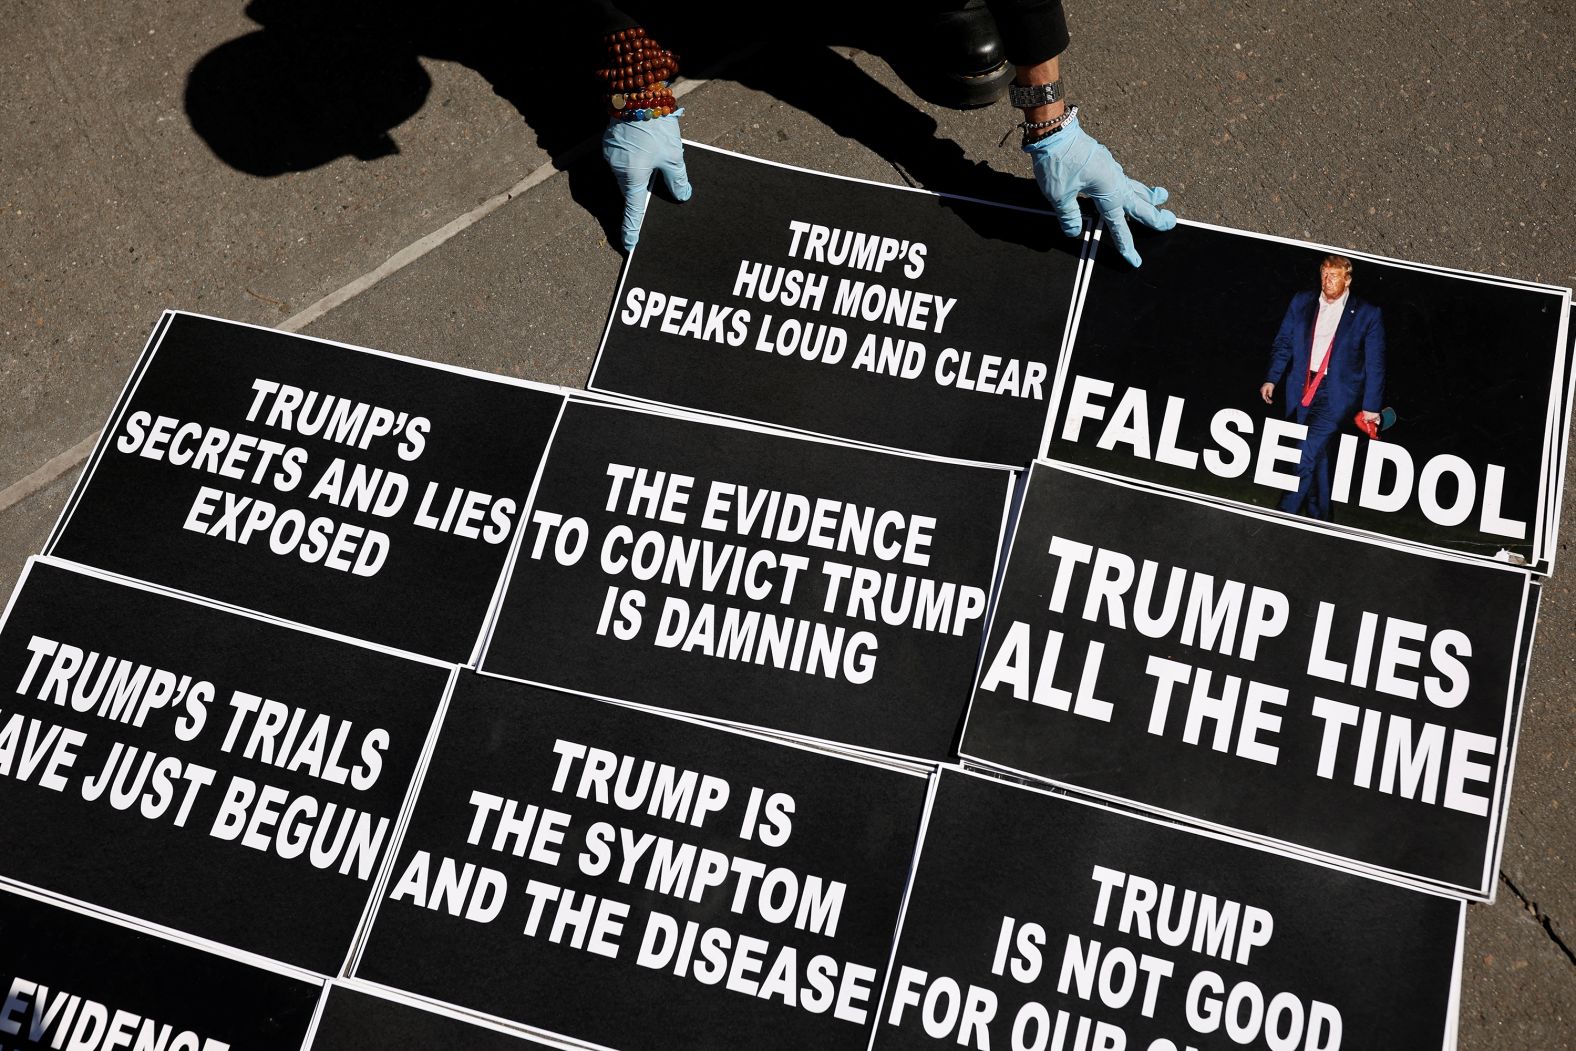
[603, 113, 692, 253]
[1260, 382, 1276, 405]
[1026, 112, 1175, 267]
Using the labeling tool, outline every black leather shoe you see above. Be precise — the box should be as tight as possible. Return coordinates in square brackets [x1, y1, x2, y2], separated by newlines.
[889, 1, 1012, 109]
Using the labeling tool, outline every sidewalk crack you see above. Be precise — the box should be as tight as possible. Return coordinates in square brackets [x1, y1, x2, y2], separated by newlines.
[1501, 871, 1576, 968]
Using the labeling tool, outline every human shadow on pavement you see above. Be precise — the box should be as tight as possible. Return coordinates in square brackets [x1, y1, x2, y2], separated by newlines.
[185, 2, 1081, 257]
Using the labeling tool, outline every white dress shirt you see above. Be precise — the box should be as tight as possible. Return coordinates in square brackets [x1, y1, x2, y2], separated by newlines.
[1309, 289, 1349, 373]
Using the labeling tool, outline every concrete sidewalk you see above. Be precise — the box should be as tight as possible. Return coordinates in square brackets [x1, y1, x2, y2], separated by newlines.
[2, 2, 1572, 1046]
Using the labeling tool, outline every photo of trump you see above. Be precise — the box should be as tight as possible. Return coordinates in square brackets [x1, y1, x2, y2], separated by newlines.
[1260, 254, 1386, 521]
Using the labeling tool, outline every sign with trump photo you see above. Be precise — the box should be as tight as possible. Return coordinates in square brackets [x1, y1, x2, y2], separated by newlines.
[1053, 221, 1572, 572]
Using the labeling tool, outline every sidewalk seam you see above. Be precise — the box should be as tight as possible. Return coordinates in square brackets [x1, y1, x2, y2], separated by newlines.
[1500, 871, 1576, 968]
[281, 72, 712, 334]
[0, 74, 715, 514]
[0, 432, 100, 515]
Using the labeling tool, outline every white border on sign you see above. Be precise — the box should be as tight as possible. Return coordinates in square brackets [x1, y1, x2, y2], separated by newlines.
[957, 460, 1533, 900]
[1030, 458, 1540, 574]
[1484, 577, 1543, 906]
[1546, 296, 1576, 574]
[337, 664, 462, 977]
[47, 310, 174, 551]
[464, 670, 936, 781]
[1039, 228, 1099, 465]
[301, 985, 334, 1051]
[1091, 216, 1572, 295]
[1445, 905, 1467, 1051]
[577, 376, 1021, 472]
[307, 979, 598, 1049]
[333, 979, 622, 1051]
[864, 767, 942, 1051]
[0, 878, 326, 987]
[527, 685, 940, 776]
[468, 396, 570, 668]
[23, 555, 456, 670]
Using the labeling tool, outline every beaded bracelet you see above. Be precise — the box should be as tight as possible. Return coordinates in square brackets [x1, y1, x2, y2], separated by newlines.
[609, 82, 677, 122]
[599, 26, 680, 121]
[612, 103, 676, 122]
[1020, 104, 1079, 146]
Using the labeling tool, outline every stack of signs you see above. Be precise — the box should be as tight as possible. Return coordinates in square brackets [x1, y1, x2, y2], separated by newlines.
[2, 147, 1569, 1050]
[585, 144, 1575, 1048]
[351, 671, 931, 1051]
[974, 220, 1569, 901]
[960, 463, 1532, 900]
[588, 143, 1082, 467]
[46, 311, 567, 662]
[0, 313, 582, 1044]
[872, 769, 1464, 1050]
[0, 311, 978, 1048]
[0, 558, 451, 972]
[478, 396, 1012, 761]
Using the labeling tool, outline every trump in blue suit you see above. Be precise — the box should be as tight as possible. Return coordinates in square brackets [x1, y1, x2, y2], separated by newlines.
[1259, 255, 1385, 520]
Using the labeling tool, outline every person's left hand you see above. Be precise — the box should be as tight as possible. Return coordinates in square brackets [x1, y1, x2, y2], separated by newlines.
[603, 113, 692, 252]
[1025, 112, 1175, 267]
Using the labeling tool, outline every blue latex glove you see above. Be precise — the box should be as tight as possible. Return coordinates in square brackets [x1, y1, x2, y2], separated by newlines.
[602, 112, 692, 252]
[1025, 112, 1176, 267]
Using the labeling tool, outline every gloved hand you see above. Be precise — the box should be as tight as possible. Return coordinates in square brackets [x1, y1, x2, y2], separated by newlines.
[603, 113, 692, 253]
[1025, 112, 1176, 267]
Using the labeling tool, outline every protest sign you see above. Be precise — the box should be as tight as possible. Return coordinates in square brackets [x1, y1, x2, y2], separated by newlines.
[353, 671, 930, 1051]
[480, 398, 1010, 761]
[588, 143, 1081, 467]
[310, 984, 560, 1051]
[47, 311, 566, 661]
[960, 463, 1533, 898]
[0, 558, 451, 973]
[0, 886, 321, 1051]
[1051, 222, 1573, 570]
[873, 769, 1462, 1051]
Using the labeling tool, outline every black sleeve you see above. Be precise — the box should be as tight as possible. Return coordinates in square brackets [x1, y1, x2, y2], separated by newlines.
[578, 0, 639, 35]
[984, 0, 1070, 67]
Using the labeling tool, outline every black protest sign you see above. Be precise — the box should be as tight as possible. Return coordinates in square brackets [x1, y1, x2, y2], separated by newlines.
[588, 143, 1081, 467]
[0, 558, 450, 973]
[479, 399, 1010, 761]
[0, 887, 320, 1051]
[310, 985, 558, 1051]
[47, 311, 565, 661]
[1052, 222, 1572, 567]
[960, 464, 1532, 897]
[873, 769, 1461, 1051]
[354, 671, 930, 1051]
